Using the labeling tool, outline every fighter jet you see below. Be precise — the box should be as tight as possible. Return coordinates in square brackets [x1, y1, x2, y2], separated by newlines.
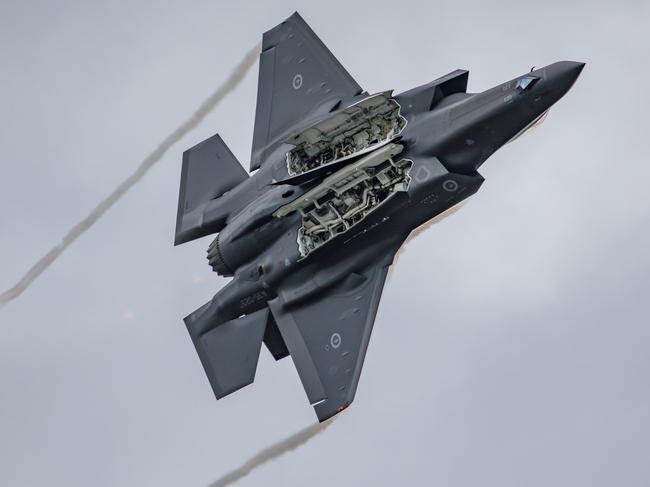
[175, 12, 584, 422]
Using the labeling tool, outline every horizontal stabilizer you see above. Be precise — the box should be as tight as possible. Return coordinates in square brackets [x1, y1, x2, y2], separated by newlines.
[185, 307, 269, 399]
[175, 134, 248, 245]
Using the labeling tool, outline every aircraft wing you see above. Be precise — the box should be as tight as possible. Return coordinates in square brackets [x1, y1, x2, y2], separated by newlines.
[250, 12, 363, 172]
[268, 260, 392, 422]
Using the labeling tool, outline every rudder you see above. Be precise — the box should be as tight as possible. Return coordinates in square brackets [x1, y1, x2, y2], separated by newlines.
[175, 133, 249, 245]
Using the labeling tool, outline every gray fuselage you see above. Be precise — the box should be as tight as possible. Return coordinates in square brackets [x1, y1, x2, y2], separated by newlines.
[189, 61, 584, 338]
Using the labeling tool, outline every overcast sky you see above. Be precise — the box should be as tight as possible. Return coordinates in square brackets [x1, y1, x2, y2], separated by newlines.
[1, 1, 649, 486]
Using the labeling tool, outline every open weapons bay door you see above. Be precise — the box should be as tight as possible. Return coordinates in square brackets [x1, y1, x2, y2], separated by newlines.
[250, 12, 364, 171]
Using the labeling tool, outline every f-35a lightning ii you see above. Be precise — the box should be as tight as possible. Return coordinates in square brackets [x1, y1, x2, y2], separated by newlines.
[175, 12, 584, 422]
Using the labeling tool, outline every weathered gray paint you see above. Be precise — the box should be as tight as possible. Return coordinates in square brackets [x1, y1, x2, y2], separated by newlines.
[175, 12, 584, 422]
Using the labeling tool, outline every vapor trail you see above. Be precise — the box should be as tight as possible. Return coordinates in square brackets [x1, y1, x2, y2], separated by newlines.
[207, 418, 335, 487]
[0, 43, 261, 306]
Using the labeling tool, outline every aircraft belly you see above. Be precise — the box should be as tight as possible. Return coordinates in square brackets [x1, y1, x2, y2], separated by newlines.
[275, 143, 413, 258]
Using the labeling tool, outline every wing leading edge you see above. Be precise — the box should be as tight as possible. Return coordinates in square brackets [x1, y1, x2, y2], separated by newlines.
[268, 264, 391, 422]
[250, 12, 363, 172]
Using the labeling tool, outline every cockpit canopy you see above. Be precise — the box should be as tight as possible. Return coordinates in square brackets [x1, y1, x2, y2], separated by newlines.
[516, 76, 539, 93]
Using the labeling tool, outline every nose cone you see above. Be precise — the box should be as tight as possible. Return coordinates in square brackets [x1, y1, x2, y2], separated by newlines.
[545, 61, 585, 98]
[558, 60, 585, 84]
[570, 61, 586, 73]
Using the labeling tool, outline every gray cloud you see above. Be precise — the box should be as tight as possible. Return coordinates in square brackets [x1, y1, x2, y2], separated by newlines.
[207, 419, 335, 487]
[0, 42, 260, 306]
[1, 2, 649, 487]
